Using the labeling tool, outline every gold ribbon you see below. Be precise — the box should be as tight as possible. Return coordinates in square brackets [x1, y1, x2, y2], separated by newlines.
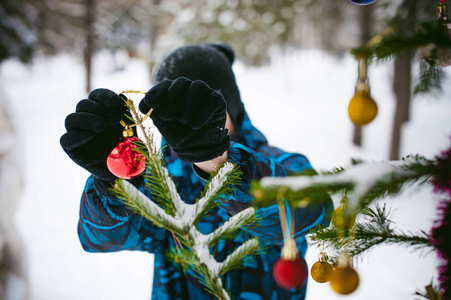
[118, 90, 153, 129]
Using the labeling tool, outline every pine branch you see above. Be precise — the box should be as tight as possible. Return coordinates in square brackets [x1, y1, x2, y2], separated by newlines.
[188, 226, 232, 300]
[350, 19, 451, 96]
[111, 100, 260, 299]
[144, 152, 181, 216]
[351, 20, 451, 61]
[115, 180, 185, 235]
[218, 238, 260, 276]
[166, 247, 200, 273]
[133, 134, 179, 217]
[310, 204, 434, 258]
[256, 155, 436, 212]
[359, 155, 435, 209]
[253, 178, 352, 208]
[254, 155, 442, 261]
[414, 60, 445, 96]
[114, 140, 256, 299]
[193, 162, 242, 225]
[415, 281, 442, 300]
[206, 207, 256, 248]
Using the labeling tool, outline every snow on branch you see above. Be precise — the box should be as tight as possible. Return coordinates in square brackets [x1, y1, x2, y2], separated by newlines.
[116, 180, 182, 230]
[258, 156, 435, 211]
[206, 207, 256, 248]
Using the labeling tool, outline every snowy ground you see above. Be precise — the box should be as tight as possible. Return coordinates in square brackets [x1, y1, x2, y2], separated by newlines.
[1, 49, 450, 300]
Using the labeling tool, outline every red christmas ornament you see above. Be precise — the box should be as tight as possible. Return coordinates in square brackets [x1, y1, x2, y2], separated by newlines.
[273, 257, 308, 290]
[273, 238, 308, 290]
[107, 127, 146, 179]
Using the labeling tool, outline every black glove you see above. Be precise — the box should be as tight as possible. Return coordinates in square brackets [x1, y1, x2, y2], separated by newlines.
[139, 77, 230, 163]
[60, 88, 142, 196]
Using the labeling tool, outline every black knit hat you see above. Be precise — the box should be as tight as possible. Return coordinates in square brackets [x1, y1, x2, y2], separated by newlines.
[155, 43, 245, 127]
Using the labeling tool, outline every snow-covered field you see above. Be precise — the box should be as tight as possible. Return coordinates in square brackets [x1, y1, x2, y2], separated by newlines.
[1, 48, 450, 300]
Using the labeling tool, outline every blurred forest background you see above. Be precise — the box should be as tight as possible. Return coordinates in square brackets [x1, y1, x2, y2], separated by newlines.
[0, 0, 445, 159]
[0, 0, 450, 299]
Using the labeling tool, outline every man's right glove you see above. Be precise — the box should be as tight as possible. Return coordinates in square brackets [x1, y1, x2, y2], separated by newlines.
[60, 88, 141, 196]
[139, 77, 230, 163]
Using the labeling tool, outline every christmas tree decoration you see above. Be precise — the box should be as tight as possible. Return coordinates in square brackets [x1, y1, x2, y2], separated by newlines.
[418, 0, 451, 67]
[329, 256, 360, 295]
[348, 58, 378, 126]
[255, 148, 451, 297]
[273, 238, 309, 290]
[106, 131, 146, 179]
[332, 195, 356, 231]
[273, 198, 308, 290]
[431, 146, 451, 299]
[311, 251, 333, 283]
[106, 91, 151, 179]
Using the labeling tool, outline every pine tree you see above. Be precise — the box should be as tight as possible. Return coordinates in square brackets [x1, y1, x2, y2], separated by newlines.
[0, 0, 36, 63]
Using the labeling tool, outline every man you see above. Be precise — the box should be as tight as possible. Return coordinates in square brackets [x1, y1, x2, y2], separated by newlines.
[60, 43, 333, 299]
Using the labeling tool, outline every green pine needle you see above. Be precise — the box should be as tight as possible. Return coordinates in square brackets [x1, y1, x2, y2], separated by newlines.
[310, 204, 434, 258]
[414, 60, 445, 96]
[193, 163, 243, 226]
[218, 238, 261, 277]
[351, 20, 451, 61]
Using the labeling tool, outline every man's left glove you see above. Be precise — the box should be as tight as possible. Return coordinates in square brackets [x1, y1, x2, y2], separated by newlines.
[139, 77, 230, 163]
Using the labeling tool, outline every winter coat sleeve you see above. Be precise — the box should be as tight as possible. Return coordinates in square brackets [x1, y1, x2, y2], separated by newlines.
[221, 142, 334, 245]
[77, 176, 166, 253]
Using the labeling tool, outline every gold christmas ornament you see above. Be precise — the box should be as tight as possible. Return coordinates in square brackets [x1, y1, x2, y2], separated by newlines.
[329, 256, 360, 295]
[332, 199, 356, 231]
[310, 252, 333, 283]
[418, 1, 451, 67]
[348, 59, 378, 126]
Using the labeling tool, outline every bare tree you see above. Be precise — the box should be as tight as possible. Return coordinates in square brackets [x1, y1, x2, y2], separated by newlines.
[389, 0, 418, 160]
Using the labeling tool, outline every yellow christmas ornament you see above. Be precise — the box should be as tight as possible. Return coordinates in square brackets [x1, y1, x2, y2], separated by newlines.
[332, 197, 356, 231]
[329, 255, 360, 295]
[311, 251, 333, 283]
[348, 58, 378, 126]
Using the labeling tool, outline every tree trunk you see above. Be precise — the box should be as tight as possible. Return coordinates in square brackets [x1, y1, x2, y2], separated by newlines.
[84, 0, 94, 93]
[353, 4, 373, 146]
[390, 53, 412, 160]
[389, 0, 417, 160]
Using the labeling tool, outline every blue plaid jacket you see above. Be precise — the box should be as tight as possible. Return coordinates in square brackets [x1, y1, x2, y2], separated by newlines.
[78, 112, 333, 300]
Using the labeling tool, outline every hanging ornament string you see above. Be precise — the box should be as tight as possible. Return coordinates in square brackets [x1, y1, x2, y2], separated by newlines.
[348, 55, 378, 126]
[276, 188, 298, 260]
[119, 90, 153, 137]
[348, 31, 381, 127]
[273, 188, 308, 290]
[277, 187, 290, 241]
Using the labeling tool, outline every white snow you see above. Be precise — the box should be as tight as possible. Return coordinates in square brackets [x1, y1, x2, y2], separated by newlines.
[196, 161, 234, 213]
[0, 48, 450, 300]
